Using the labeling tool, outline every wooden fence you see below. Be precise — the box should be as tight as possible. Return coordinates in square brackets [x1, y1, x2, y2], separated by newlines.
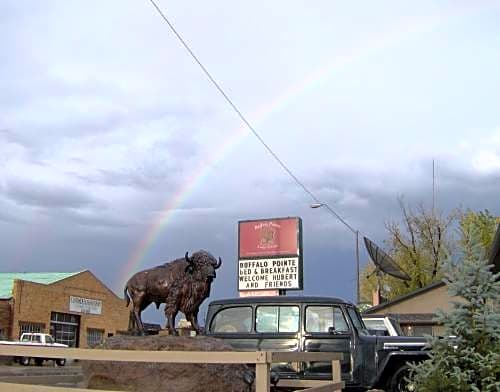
[0, 345, 344, 392]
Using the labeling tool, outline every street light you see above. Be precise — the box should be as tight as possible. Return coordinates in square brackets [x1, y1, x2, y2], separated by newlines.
[310, 202, 360, 304]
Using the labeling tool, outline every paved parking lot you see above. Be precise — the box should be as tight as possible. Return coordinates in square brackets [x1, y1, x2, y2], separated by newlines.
[0, 363, 83, 387]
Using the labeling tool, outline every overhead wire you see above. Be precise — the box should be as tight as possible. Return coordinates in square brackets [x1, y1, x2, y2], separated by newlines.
[147, 0, 358, 235]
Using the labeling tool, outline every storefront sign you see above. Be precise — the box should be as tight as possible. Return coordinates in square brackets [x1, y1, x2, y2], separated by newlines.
[69, 296, 102, 315]
[238, 217, 303, 292]
[238, 257, 301, 290]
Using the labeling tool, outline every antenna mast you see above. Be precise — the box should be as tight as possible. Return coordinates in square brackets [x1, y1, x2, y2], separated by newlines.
[432, 159, 436, 216]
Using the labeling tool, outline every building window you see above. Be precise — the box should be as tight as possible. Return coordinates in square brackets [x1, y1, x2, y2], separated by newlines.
[50, 312, 80, 347]
[87, 328, 104, 348]
[19, 322, 44, 337]
[411, 325, 433, 336]
[403, 324, 434, 336]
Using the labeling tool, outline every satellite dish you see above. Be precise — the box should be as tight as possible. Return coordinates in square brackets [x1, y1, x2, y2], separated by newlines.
[364, 237, 411, 281]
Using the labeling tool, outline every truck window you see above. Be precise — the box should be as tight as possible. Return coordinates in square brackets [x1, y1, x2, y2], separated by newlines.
[364, 319, 388, 331]
[21, 335, 31, 342]
[33, 335, 41, 343]
[256, 306, 299, 333]
[45, 335, 54, 344]
[211, 307, 252, 333]
[346, 307, 369, 335]
[306, 306, 349, 333]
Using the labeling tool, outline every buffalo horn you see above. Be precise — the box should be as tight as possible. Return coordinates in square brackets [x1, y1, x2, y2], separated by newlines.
[214, 256, 222, 269]
[185, 252, 193, 264]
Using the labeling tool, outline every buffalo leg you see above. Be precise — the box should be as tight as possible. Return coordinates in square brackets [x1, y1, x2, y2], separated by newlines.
[131, 293, 148, 335]
[164, 305, 178, 335]
[133, 303, 145, 334]
[187, 310, 201, 334]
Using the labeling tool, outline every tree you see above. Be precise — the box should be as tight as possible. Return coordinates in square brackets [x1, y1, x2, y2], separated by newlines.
[360, 198, 456, 302]
[408, 226, 500, 391]
[459, 209, 499, 253]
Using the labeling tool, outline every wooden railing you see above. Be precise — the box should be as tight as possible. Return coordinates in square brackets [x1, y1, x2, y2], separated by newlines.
[0, 345, 344, 392]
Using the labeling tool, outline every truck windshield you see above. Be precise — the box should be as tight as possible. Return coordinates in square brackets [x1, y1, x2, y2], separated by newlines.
[346, 307, 369, 336]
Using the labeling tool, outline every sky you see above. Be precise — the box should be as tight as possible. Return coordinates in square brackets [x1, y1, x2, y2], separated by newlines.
[1, 0, 500, 325]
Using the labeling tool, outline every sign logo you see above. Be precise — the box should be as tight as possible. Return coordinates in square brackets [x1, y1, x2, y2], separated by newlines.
[257, 222, 279, 250]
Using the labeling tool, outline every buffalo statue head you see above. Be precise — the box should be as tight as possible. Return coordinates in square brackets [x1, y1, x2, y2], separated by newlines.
[184, 250, 222, 280]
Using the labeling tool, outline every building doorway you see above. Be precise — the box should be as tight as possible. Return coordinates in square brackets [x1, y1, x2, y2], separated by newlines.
[50, 312, 80, 347]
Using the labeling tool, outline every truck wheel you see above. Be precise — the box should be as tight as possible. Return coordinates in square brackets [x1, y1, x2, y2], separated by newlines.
[56, 358, 66, 367]
[20, 357, 31, 366]
[389, 365, 415, 392]
[34, 358, 44, 366]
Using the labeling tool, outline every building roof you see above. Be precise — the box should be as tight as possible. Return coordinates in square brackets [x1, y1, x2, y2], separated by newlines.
[363, 280, 446, 314]
[0, 272, 83, 299]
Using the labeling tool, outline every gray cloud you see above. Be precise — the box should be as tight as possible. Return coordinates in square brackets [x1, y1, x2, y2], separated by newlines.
[4, 179, 95, 209]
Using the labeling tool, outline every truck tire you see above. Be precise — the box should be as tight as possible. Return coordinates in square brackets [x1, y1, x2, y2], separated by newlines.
[388, 365, 415, 392]
[34, 358, 44, 366]
[56, 358, 66, 366]
[20, 357, 31, 366]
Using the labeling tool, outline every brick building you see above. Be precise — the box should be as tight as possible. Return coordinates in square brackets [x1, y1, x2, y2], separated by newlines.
[0, 271, 129, 348]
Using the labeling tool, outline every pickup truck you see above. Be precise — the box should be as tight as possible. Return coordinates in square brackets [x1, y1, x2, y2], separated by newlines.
[0, 333, 68, 366]
[205, 296, 428, 391]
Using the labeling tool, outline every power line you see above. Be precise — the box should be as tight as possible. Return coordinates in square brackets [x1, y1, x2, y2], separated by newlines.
[147, 0, 356, 235]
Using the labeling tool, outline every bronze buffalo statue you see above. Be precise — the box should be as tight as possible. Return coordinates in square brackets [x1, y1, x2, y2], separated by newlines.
[124, 250, 221, 335]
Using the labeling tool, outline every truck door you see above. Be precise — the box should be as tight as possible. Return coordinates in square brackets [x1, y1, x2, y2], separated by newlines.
[254, 305, 301, 376]
[302, 305, 353, 382]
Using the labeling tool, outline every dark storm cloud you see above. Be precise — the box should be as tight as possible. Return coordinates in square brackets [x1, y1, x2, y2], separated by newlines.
[4, 179, 95, 209]
[267, 159, 500, 249]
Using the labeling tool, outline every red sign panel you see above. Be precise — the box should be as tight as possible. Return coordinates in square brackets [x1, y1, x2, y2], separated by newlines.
[239, 290, 280, 298]
[239, 217, 301, 258]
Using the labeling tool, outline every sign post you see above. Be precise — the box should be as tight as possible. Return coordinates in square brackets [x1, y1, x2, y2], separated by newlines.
[238, 217, 303, 296]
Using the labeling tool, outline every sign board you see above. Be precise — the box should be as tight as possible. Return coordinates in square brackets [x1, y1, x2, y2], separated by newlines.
[69, 296, 102, 315]
[238, 217, 303, 292]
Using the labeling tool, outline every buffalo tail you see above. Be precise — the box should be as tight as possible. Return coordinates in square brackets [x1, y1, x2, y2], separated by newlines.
[124, 285, 130, 307]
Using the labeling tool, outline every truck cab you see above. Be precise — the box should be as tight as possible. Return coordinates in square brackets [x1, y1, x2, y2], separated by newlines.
[205, 296, 428, 391]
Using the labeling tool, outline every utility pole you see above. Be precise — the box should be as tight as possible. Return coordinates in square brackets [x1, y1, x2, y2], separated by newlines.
[356, 230, 360, 304]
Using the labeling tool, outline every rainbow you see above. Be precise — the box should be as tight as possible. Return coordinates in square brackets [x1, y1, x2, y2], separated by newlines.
[116, 3, 481, 289]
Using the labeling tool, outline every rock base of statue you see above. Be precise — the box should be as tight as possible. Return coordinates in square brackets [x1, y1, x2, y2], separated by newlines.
[81, 335, 254, 392]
